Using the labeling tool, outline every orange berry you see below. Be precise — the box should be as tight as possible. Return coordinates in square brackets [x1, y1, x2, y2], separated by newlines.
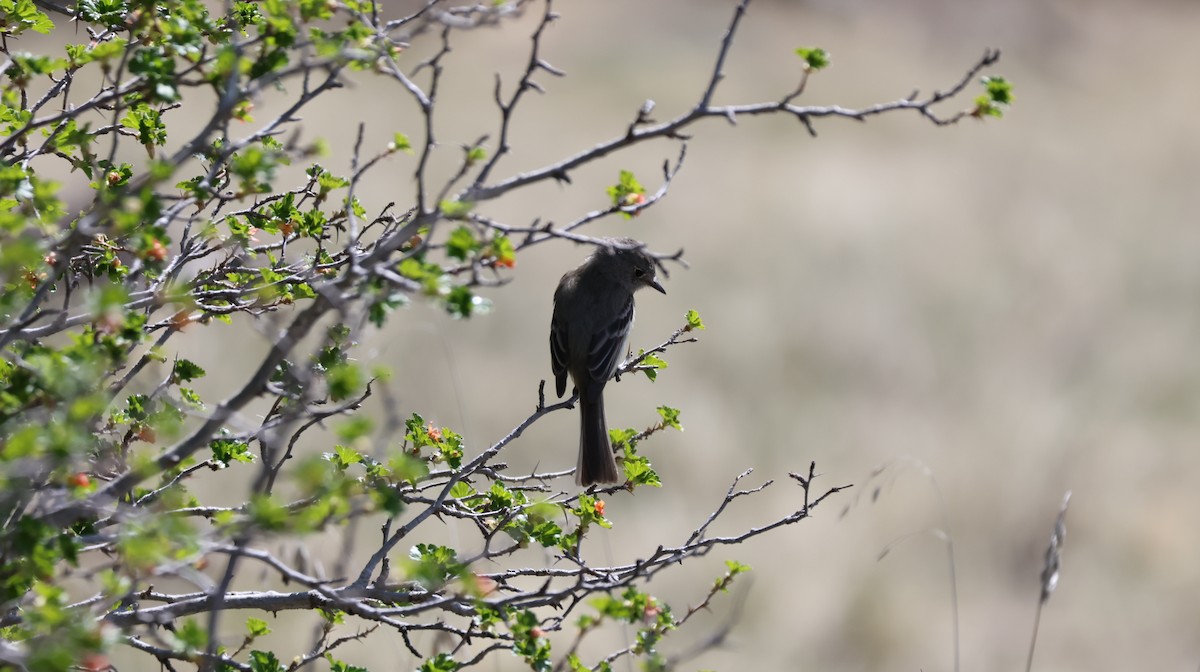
[170, 310, 193, 331]
[145, 239, 167, 262]
[472, 574, 498, 596]
[80, 653, 109, 672]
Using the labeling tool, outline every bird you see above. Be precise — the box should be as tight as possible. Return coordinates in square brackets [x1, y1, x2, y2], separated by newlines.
[550, 238, 666, 486]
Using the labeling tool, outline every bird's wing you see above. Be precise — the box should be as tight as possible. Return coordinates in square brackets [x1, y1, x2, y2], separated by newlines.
[550, 314, 570, 398]
[586, 296, 634, 386]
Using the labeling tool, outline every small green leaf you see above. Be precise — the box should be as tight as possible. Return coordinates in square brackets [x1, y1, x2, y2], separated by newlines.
[656, 406, 682, 430]
[3, 0, 54, 34]
[439, 199, 474, 219]
[245, 617, 271, 638]
[326, 657, 368, 672]
[327, 444, 363, 470]
[211, 439, 254, 465]
[530, 520, 563, 547]
[972, 76, 1014, 119]
[172, 359, 206, 383]
[247, 494, 290, 531]
[175, 619, 208, 650]
[390, 132, 413, 153]
[635, 350, 668, 382]
[794, 46, 831, 70]
[623, 455, 661, 488]
[327, 362, 363, 401]
[982, 75, 1014, 105]
[389, 451, 429, 485]
[407, 544, 467, 590]
[449, 481, 475, 500]
[606, 169, 646, 217]
[335, 416, 373, 442]
[249, 650, 285, 672]
[446, 226, 479, 261]
[725, 559, 751, 575]
[445, 285, 490, 318]
[488, 235, 516, 268]
[178, 387, 204, 408]
[684, 309, 705, 331]
[418, 653, 460, 672]
[715, 559, 751, 592]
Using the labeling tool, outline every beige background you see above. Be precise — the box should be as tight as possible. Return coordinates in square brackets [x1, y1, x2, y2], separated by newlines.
[96, 0, 1200, 669]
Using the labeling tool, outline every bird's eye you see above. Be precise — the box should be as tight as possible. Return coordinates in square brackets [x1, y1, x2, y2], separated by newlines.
[634, 268, 645, 278]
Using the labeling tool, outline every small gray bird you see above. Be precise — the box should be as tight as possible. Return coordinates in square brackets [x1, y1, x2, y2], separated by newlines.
[551, 238, 666, 486]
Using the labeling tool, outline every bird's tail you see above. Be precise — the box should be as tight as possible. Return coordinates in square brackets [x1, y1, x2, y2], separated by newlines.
[578, 390, 619, 486]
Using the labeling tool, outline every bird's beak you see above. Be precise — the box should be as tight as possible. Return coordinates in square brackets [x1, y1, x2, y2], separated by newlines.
[648, 278, 666, 294]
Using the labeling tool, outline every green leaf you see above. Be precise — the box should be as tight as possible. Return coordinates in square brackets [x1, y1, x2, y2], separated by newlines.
[211, 438, 254, 465]
[608, 427, 638, 450]
[326, 657, 368, 672]
[319, 608, 346, 625]
[178, 387, 204, 408]
[445, 285, 490, 318]
[249, 650, 285, 672]
[725, 559, 751, 575]
[120, 104, 167, 151]
[247, 494, 290, 531]
[606, 169, 645, 217]
[327, 444, 363, 470]
[510, 608, 552, 671]
[327, 362, 363, 401]
[623, 455, 661, 488]
[972, 76, 1014, 119]
[175, 618, 208, 650]
[530, 520, 563, 547]
[419, 653, 460, 672]
[407, 544, 467, 589]
[77, 0, 126, 28]
[488, 234, 516, 268]
[982, 75, 1014, 105]
[2, 0, 54, 34]
[449, 481, 475, 500]
[128, 46, 179, 102]
[388, 451, 429, 485]
[446, 226, 480, 261]
[636, 350, 668, 382]
[573, 494, 611, 530]
[171, 359, 206, 383]
[684, 309, 705, 331]
[433, 426, 464, 469]
[794, 46, 831, 70]
[715, 560, 751, 592]
[439, 199, 474, 219]
[656, 406, 682, 430]
[245, 617, 271, 638]
[335, 416, 373, 442]
[390, 132, 413, 153]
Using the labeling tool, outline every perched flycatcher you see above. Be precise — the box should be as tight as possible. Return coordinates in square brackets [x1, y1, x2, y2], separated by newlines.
[550, 238, 666, 486]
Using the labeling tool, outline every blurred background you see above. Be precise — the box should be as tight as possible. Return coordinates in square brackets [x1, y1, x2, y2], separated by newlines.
[107, 0, 1200, 669]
